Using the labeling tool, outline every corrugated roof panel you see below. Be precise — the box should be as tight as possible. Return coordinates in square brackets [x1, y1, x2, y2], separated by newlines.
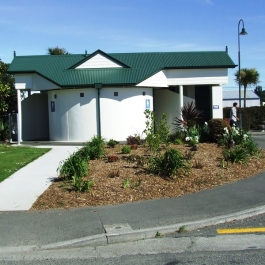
[223, 90, 260, 99]
[8, 51, 236, 87]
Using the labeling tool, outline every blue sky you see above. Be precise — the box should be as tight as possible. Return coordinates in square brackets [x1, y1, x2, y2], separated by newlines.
[1, 0, 264, 89]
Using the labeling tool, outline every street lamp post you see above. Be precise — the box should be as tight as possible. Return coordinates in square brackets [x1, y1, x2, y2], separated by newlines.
[238, 19, 247, 129]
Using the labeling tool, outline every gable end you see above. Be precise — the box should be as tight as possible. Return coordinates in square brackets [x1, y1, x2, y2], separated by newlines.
[72, 49, 130, 69]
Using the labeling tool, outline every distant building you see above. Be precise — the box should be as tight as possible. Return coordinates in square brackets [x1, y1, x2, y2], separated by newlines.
[223, 90, 260, 108]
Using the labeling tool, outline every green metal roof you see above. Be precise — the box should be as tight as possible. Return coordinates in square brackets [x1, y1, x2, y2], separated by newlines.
[7, 50, 236, 87]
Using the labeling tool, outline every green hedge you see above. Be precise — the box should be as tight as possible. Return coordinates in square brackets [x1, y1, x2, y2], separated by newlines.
[223, 106, 265, 130]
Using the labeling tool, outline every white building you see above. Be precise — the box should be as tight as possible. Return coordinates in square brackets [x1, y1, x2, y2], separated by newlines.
[223, 90, 260, 108]
[8, 49, 236, 142]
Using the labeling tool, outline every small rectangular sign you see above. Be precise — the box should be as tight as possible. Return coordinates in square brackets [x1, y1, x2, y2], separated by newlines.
[145, 99, 150, 110]
[213, 105, 219, 109]
[51, 101, 55, 112]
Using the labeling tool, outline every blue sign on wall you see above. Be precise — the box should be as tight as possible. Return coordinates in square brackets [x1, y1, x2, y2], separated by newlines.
[145, 99, 150, 110]
[51, 101, 55, 112]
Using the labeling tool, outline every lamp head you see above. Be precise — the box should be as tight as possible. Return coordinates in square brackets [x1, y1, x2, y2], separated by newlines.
[240, 27, 248, 35]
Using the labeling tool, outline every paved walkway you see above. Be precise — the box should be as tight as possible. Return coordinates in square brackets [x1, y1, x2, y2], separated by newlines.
[0, 145, 81, 211]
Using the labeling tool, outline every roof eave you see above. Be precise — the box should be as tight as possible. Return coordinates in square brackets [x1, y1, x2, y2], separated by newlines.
[7, 70, 62, 88]
[59, 83, 137, 88]
[164, 65, 237, 69]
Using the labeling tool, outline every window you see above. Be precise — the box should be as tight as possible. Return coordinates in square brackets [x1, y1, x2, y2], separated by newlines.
[114, 92, 118, 96]
[80, 93, 84, 97]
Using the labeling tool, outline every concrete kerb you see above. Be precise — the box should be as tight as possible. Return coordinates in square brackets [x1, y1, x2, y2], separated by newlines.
[39, 205, 265, 250]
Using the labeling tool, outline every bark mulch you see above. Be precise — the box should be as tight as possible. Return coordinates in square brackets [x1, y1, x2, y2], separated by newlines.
[31, 143, 265, 210]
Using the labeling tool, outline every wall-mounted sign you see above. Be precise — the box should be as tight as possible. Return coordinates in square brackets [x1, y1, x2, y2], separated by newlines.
[51, 101, 55, 112]
[145, 99, 150, 110]
[213, 105, 219, 109]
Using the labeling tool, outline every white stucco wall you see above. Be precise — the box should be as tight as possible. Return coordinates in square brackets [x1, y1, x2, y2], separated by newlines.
[137, 71, 168, 87]
[15, 74, 59, 91]
[137, 68, 229, 87]
[48, 89, 97, 142]
[165, 69, 228, 85]
[223, 99, 260, 108]
[48, 87, 153, 142]
[154, 86, 195, 132]
[211, 86, 223, 118]
[100, 87, 153, 141]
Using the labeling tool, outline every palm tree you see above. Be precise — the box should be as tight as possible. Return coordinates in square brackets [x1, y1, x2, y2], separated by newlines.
[47, 46, 69, 55]
[235, 68, 260, 108]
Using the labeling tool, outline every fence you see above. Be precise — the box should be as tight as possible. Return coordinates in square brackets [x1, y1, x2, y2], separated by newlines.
[0, 113, 17, 142]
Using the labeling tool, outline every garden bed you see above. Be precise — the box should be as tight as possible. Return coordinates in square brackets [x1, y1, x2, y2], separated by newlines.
[31, 142, 265, 210]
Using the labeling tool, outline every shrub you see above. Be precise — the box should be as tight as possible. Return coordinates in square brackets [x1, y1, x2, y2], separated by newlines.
[157, 112, 170, 146]
[223, 145, 249, 164]
[72, 175, 94, 192]
[219, 127, 250, 148]
[148, 148, 189, 178]
[223, 106, 265, 130]
[173, 101, 203, 130]
[58, 136, 105, 179]
[107, 155, 119, 162]
[171, 130, 186, 142]
[174, 139, 182, 145]
[107, 139, 119, 148]
[126, 134, 141, 145]
[185, 125, 201, 146]
[130, 144, 138, 150]
[121, 145, 131, 154]
[58, 151, 88, 179]
[241, 138, 259, 156]
[75, 147, 90, 161]
[84, 136, 105, 159]
[208, 119, 231, 141]
[143, 110, 170, 153]
[143, 110, 160, 153]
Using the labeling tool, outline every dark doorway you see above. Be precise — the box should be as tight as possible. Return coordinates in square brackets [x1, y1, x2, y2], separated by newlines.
[195, 85, 211, 122]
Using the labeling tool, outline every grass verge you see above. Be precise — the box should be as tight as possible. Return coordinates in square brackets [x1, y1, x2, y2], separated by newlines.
[0, 145, 51, 183]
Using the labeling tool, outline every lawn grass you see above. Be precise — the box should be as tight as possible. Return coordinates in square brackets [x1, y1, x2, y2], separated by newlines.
[0, 145, 51, 183]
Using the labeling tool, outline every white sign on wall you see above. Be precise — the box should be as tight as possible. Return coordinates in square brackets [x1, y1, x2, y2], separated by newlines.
[145, 99, 150, 110]
[51, 101, 55, 112]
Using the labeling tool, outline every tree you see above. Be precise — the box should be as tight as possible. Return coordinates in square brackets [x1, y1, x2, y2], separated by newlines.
[234, 68, 260, 108]
[254, 85, 262, 97]
[47, 46, 69, 55]
[0, 59, 17, 140]
[254, 86, 265, 105]
[0, 60, 17, 116]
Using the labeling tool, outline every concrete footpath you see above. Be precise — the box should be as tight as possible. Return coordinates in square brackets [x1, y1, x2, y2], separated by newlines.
[0, 135, 264, 250]
[0, 144, 81, 211]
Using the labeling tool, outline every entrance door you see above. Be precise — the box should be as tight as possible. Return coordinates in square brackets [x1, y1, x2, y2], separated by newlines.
[195, 85, 211, 122]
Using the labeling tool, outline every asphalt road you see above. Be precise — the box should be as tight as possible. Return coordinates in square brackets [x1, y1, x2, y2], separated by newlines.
[0, 251, 264, 265]
[167, 212, 265, 238]
[1, 235, 265, 265]
[252, 135, 265, 149]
